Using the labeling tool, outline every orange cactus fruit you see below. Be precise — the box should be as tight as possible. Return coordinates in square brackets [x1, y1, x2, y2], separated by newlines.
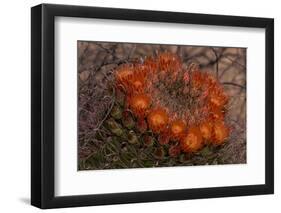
[157, 52, 181, 72]
[147, 108, 169, 133]
[129, 94, 150, 118]
[169, 120, 186, 140]
[180, 126, 203, 153]
[212, 121, 230, 145]
[199, 120, 213, 142]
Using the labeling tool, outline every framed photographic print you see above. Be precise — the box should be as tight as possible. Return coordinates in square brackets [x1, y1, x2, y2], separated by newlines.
[31, 3, 274, 209]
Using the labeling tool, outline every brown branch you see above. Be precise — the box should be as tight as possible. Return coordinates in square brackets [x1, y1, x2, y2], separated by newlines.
[210, 47, 219, 79]
[222, 82, 246, 90]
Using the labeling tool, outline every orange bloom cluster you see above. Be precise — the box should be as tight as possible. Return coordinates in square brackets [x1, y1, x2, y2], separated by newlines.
[114, 52, 230, 156]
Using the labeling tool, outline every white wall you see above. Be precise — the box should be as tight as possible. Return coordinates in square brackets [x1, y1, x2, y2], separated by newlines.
[0, 0, 279, 212]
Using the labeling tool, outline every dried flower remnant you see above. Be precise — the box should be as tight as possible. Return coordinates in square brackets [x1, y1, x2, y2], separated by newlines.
[154, 147, 165, 160]
[158, 132, 170, 145]
[136, 119, 148, 134]
[143, 135, 154, 147]
[168, 145, 181, 157]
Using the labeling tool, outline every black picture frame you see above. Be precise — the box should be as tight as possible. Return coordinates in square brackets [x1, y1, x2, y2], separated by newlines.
[31, 3, 274, 209]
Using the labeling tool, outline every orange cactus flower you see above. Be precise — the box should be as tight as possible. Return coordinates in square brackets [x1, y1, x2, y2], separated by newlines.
[134, 64, 149, 75]
[212, 121, 229, 145]
[209, 87, 228, 108]
[115, 65, 133, 91]
[147, 108, 169, 133]
[170, 120, 186, 140]
[129, 94, 150, 118]
[191, 71, 205, 90]
[157, 52, 181, 72]
[144, 56, 158, 73]
[199, 120, 213, 142]
[180, 127, 203, 153]
[132, 80, 143, 90]
[205, 75, 217, 89]
[127, 70, 147, 94]
[209, 106, 224, 120]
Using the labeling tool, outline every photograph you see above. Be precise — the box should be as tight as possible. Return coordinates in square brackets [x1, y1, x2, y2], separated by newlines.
[29, 2, 274, 210]
[77, 41, 247, 170]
